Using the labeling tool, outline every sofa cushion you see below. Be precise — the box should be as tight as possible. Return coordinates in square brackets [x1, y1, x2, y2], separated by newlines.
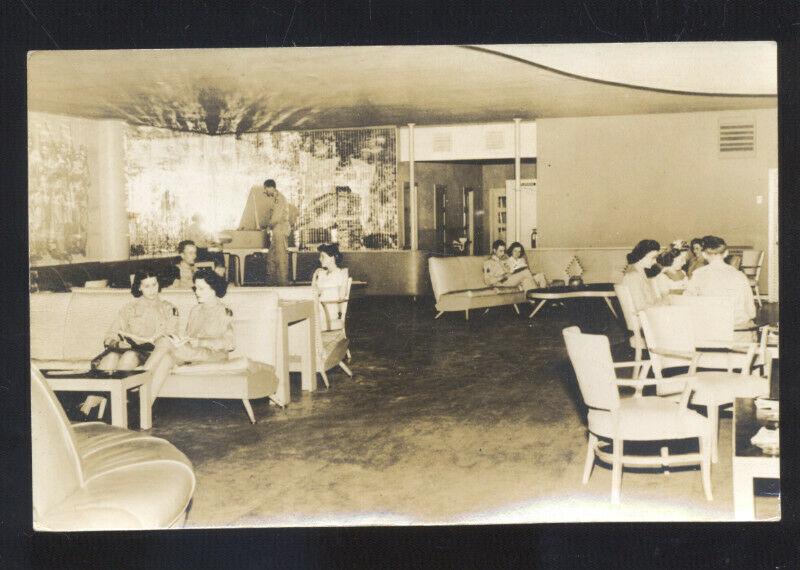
[29, 293, 73, 361]
[172, 356, 251, 375]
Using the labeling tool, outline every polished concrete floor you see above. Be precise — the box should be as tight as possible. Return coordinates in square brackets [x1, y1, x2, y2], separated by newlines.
[74, 295, 780, 526]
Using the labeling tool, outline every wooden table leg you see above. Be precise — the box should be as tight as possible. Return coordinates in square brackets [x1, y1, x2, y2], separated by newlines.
[110, 386, 127, 429]
[139, 380, 152, 430]
[732, 464, 756, 521]
[528, 300, 548, 319]
[300, 317, 316, 392]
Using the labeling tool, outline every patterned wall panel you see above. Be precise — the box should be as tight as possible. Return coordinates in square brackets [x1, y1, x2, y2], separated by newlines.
[126, 126, 397, 255]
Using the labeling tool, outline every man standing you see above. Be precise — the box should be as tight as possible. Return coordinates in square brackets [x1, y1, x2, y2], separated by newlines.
[239, 179, 298, 286]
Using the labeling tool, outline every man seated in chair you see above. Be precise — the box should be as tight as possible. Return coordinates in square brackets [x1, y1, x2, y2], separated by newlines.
[685, 235, 757, 341]
[483, 239, 538, 291]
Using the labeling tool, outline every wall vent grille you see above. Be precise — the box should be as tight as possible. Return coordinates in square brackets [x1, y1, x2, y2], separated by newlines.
[719, 119, 756, 156]
[432, 132, 453, 153]
[485, 130, 505, 151]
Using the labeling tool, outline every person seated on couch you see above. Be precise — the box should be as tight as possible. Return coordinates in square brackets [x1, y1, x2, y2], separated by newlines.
[621, 239, 666, 312]
[484, 240, 538, 291]
[146, 267, 235, 405]
[312, 243, 349, 330]
[80, 268, 179, 417]
[505, 242, 548, 289]
[685, 235, 757, 341]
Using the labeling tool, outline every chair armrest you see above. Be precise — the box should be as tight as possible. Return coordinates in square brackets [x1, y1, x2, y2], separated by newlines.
[648, 347, 696, 360]
[319, 298, 349, 304]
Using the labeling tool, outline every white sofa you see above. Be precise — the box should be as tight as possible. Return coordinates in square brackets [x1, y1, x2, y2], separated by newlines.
[32, 365, 196, 530]
[428, 256, 527, 319]
[30, 288, 294, 422]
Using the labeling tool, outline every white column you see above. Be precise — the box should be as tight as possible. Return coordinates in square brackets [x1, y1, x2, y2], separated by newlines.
[513, 118, 522, 244]
[408, 123, 418, 250]
[87, 119, 128, 261]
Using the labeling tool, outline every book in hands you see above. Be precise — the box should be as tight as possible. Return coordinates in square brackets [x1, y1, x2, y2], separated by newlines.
[117, 331, 161, 351]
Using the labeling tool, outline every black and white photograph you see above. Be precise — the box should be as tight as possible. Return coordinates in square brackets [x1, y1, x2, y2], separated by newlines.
[26, 42, 780, 531]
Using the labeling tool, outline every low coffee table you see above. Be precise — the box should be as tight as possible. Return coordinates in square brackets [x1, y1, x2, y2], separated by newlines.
[732, 397, 780, 520]
[41, 369, 152, 430]
[526, 283, 618, 320]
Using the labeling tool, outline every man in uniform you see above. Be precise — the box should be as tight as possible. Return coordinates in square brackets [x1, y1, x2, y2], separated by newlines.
[238, 179, 298, 286]
[685, 235, 757, 341]
[483, 239, 538, 291]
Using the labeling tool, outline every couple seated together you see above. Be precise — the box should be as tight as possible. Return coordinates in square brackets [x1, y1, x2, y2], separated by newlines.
[80, 243, 348, 417]
[622, 235, 757, 340]
[483, 239, 547, 292]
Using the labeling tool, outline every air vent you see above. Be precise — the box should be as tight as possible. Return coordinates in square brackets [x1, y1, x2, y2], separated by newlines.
[719, 119, 756, 156]
[432, 132, 452, 153]
[485, 130, 505, 151]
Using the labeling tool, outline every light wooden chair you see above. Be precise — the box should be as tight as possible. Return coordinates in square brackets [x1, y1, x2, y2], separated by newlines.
[639, 305, 767, 463]
[562, 326, 712, 504]
[739, 250, 765, 308]
[613, 283, 647, 379]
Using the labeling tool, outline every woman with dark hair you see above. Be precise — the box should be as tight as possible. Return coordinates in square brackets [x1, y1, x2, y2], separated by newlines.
[653, 248, 689, 297]
[146, 268, 235, 405]
[312, 243, 349, 329]
[685, 237, 707, 278]
[621, 239, 664, 312]
[505, 242, 548, 289]
[80, 268, 178, 416]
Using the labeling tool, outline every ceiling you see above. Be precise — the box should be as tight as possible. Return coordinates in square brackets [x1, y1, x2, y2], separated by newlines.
[27, 44, 777, 135]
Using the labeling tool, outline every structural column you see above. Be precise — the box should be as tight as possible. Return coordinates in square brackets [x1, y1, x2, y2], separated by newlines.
[513, 118, 522, 244]
[408, 123, 418, 250]
[87, 119, 129, 261]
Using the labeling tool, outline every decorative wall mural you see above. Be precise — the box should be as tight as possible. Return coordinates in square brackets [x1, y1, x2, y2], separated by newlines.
[126, 126, 397, 254]
[28, 115, 91, 266]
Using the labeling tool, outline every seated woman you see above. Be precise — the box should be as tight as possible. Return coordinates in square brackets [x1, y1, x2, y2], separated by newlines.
[146, 268, 235, 404]
[505, 242, 548, 289]
[621, 239, 665, 313]
[653, 248, 689, 297]
[483, 240, 538, 292]
[312, 243, 349, 330]
[80, 269, 178, 416]
[685, 237, 708, 278]
[685, 235, 757, 341]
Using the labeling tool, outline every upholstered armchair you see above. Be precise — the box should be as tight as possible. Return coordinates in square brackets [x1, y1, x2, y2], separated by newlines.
[31, 365, 196, 530]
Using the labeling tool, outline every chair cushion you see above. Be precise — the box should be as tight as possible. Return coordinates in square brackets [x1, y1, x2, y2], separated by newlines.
[37, 461, 195, 531]
[37, 421, 195, 531]
[685, 373, 768, 407]
[588, 398, 708, 441]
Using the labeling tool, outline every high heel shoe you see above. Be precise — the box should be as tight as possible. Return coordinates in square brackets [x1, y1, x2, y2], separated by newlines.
[79, 395, 108, 419]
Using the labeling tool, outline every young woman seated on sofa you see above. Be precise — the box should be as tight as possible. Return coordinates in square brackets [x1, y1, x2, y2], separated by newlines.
[621, 239, 668, 313]
[483, 240, 538, 292]
[312, 243, 349, 330]
[505, 242, 548, 289]
[80, 268, 179, 416]
[146, 267, 235, 405]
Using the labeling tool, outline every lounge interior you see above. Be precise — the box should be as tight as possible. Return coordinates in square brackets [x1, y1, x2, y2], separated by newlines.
[28, 43, 780, 528]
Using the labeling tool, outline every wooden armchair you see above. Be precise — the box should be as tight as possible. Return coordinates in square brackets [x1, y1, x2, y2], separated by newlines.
[562, 326, 712, 504]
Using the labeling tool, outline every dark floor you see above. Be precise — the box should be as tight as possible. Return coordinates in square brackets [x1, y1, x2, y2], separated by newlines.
[64, 295, 780, 525]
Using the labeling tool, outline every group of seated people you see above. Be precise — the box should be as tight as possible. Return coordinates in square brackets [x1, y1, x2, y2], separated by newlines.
[621, 234, 757, 339]
[79, 242, 348, 417]
[482, 239, 548, 291]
